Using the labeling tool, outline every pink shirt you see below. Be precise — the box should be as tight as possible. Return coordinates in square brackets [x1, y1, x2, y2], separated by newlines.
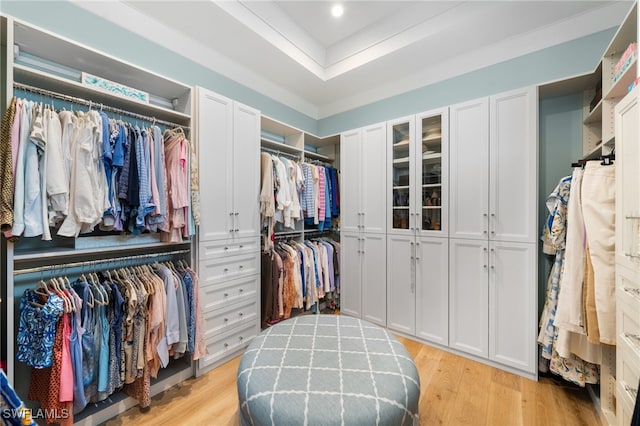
[59, 313, 74, 402]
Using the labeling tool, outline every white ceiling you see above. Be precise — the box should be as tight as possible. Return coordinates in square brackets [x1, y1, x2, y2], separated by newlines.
[73, 0, 634, 119]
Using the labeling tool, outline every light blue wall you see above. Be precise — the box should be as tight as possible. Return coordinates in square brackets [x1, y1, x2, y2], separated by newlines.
[319, 29, 614, 136]
[537, 93, 583, 313]
[2, 0, 615, 136]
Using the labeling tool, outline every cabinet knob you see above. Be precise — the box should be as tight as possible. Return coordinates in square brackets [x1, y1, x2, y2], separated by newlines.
[239, 336, 244, 341]
[234, 229, 239, 232]
[239, 288, 244, 292]
[224, 293, 229, 297]
[224, 246, 229, 250]
[239, 265, 244, 269]
[239, 245, 244, 248]
[229, 212, 234, 216]
[229, 229, 233, 233]
[490, 265, 495, 270]
[224, 343, 229, 348]
[483, 213, 488, 217]
[224, 268, 229, 272]
[239, 312, 244, 316]
[224, 318, 229, 322]
[235, 212, 239, 216]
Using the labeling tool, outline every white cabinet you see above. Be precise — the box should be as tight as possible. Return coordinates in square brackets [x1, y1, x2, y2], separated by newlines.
[450, 98, 489, 240]
[615, 86, 640, 426]
[449, 87, 537, 376]
[341, 231, 387, 326]
[341, 122, 387, 327]
[489, 88, 538, 244]
[196, 87, 260, 242]
[340, 122, 387, 234]
[415, 236, 449, 345]
[386, 234, 416, 335]
[195, 86, 260, 375]
[450, 88, 537, 244]
[449, 239, 489, 358]
[489, 241, 537, 373]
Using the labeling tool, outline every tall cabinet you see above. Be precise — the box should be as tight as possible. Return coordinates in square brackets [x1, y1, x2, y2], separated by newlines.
[386, 109, 449, 346]
[449, 87, 538, 376]
[195, 87, 261, 375]
[340, 123, 387, 326]
[614, 86, 640, 426]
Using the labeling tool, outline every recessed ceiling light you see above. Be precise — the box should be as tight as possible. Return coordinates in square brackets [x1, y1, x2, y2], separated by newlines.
[331, 4, 344, 18]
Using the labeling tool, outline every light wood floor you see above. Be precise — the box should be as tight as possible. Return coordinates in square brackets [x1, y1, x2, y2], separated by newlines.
[104, 336, 602, 426]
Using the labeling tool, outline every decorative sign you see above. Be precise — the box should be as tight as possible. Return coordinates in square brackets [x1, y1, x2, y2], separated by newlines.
[81, 72, 149, 104]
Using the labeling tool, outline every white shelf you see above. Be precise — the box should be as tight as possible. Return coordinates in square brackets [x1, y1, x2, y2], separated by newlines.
[422, 206, 441, 210]
[261, 137, 303, 155]
[422, 183, 441, 188]
[14, 64, 191, 125]
[393, 157, 410, 164]
[582, 136, 615, 161]
[393, 140, 411, 150]
[422, 135, 441, 143]
[584, 100, 603, 124]
[605, 57, 637, 100]
[393, 206, 410, 210]
[393, 186, 410, 190]
[304, 150, 332, 162]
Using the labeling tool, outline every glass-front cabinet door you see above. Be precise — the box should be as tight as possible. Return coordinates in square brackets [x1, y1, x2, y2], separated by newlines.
[389, 117, 414, 233]
[416, 109, 448, 236]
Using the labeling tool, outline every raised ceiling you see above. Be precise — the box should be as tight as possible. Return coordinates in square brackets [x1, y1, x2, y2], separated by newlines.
[73, 0, 634, 119]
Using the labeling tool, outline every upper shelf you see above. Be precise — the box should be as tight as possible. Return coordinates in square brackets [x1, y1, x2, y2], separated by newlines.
[605, 57, 637, 100]
[14, 64, 192, 125]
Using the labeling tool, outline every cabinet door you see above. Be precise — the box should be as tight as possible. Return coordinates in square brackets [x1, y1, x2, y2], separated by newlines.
[361, 233, 387, 326]
[615, 88, 640, 271]
[232, 102, 261, 239]
[197, 87, 234, 241]
[340, 232, 362, 318]
[489, 241, 536, 374]
[340, 129, 362, 234]
[450, 98, 489, 240]
[415, 236, 448, 346]
[449, 238, 488, 358]
[416, 109, 448, 237]
[388, 117, 416, 235]
[489, 87, 537, 243]
[386, 234, 416, 335]
[362, 123, 387, 234]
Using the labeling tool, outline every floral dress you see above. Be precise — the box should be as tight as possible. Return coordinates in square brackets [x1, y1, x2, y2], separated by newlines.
[538, 175, 599, 387]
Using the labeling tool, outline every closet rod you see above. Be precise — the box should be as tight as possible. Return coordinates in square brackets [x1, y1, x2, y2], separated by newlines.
[261, 146, 300, 160]
[13, 248, 190, 275]
[13, 82, 190, 130]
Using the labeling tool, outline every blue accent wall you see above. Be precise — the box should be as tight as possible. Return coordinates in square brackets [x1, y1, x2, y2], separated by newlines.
[537, 93, 583, 313]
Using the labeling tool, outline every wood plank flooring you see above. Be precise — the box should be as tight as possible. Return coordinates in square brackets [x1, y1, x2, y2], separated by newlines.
[103, 335, 602, 426]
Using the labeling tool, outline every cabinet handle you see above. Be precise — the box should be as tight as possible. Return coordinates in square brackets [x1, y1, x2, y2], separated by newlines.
[410, 242, 415, 260]
[490, 213, 496, 235]
[239, 288, 244, 293]
[415, 242, 420, 260]
[224, 247, 229, 250]
[490, 248, 495, 270]
[224, 318, 229, 322]
[234, 229, 239, 232]
[223, 268, 229, 273]
[483, 247, 488, 269]
[224, 293, 229, 297]
[239, 312, 244, 317]
[623, 287, 640, 299]
[224, 343, 229, 348]
[239, 336, 244, 341]
[239, 245, 244, 249]
[239, 265, 244, 269]
[235, 212, 239, 216]
[229, 212, 234, 216]
[229, 229, 233, 233]
[624, 332, 640, 345]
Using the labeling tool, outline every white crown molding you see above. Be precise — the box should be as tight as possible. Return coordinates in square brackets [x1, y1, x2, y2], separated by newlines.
[317, 1, 632, 118]
[70, 0, 320, 118]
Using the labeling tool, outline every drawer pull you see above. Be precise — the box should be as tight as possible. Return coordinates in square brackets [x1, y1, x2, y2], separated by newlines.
[239, 312, 244, 317]
[224, 318, 229, 322]
[239, 336, 244, 341]
[224, 268, 229, 272]
[624, 332, 640, 345]
[239, 265, 244, 269]
[229, 229, 233, 233]
[224, 293, 229, 297]
[624, 384, 638, 399]
[224, 343, 229, 348]
[234, 229, 239, 232]
[239, 245, 244, 248]
[623, 287, 640, 298]
[224, 247, 229, 250]
[239, 288, 244, 293]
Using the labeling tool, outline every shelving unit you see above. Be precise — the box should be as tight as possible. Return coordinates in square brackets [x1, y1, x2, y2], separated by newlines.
[260, 116, 340, 240]
[1, 14, 196, 425]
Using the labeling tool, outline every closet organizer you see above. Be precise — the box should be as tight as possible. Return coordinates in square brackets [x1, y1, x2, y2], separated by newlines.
[258, 116, 341, 323]
[1, 15, 201, 425]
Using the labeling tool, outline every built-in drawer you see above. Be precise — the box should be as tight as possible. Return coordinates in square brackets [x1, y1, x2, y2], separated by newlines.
[203, 299, 258, 339]
[617, 270, 640, 349]
[198, 322, 258, 369]
[199, 253, 259, 284]
[201, 275, 258, 312]
[199, 237, 260, 259]
[616, 338, 640, 410]
[617, 381, 637, 426]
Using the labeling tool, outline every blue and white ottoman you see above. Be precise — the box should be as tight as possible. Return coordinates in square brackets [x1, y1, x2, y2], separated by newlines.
[237, 315, 420, 425]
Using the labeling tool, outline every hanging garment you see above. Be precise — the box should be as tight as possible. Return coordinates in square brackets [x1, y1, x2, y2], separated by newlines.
[581, 161, 616, 345]
[0, 97, 17, 233]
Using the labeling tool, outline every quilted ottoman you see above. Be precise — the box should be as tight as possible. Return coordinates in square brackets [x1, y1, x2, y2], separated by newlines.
[237, 315, 420, 425]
